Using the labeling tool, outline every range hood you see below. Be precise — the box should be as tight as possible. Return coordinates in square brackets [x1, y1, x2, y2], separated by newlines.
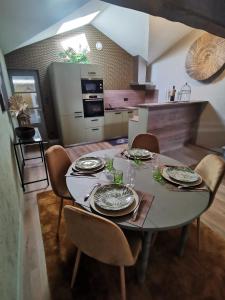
[130, 55, 155, 89]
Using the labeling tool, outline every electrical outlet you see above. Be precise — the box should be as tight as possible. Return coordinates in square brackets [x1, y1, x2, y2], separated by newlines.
[124, 97, 128, 101]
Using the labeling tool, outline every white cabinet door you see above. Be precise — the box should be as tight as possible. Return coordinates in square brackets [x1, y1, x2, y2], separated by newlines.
[122, 110, 137, 136]
[80, 64, 103, 78]
[50, 63, 83, 115]
[104, 111, 123, 139]
[60, 115, 86, 146]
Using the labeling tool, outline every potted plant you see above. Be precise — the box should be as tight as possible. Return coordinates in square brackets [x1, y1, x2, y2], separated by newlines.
[9, 94, 35, 139]
[58, 47, 89, 64]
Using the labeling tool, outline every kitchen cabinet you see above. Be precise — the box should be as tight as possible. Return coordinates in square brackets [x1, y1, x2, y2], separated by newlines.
[49, 63, 83, 115]
[122, 109, 138, 136]
[85, 117, 104, 128]
[104, 111, 123, 139]
[80, 64, 103, 79]
[104, 109, 138, 139]
[85, 116, 105, 142]
[85, 127, 104, 142]
[60, 115, 86, 146]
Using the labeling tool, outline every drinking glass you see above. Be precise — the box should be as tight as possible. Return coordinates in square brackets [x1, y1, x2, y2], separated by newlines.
[114, 170, 123, 185]
[104, 155, 114, 172]
[126, 164, 136, 188]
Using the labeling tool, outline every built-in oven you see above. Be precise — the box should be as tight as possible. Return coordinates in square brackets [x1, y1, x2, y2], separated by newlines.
[83, 95, 104, 118]
[81, 79, 103, 94]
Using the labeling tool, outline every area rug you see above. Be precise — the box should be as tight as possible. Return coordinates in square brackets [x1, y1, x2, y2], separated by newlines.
[107, 138, 128, 146]
[38, 190, 225, 300]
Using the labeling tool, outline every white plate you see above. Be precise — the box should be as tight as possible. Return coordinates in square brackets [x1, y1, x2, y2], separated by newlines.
[162, 168, 202, 187]
[166, 166, 200, 183]
[125, 148, 153, 160]
[89, 184, 139, 217]
[74, 157, 104, 171]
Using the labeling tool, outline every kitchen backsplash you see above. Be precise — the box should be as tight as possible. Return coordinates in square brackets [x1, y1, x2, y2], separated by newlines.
[104, 89, 158, 108]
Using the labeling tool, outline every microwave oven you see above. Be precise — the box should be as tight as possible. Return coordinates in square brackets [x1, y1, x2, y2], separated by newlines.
[81, 79, 103, 94]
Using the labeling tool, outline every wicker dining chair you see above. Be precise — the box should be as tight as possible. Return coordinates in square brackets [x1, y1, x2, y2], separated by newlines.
[45, 145, 74, 236]
[195, 154, 225, 250]
[131, 133, 160, 153]
[64, 205, 142, 300]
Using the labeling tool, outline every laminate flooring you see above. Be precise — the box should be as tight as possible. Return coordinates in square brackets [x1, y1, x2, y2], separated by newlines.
[22, 143, 225, 300]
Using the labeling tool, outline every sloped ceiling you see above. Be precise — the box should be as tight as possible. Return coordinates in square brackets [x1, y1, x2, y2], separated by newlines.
[0, 0, 91, 53]
[92, 5, 192, 63]
[0, 0, 193, 63]
[92, 5, 150, 61]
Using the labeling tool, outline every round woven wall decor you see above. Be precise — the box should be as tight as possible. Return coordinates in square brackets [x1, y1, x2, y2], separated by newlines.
[185, 33, 225, 81]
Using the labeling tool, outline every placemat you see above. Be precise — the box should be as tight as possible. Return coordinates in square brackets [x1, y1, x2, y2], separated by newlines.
[127, 191, 155, 227]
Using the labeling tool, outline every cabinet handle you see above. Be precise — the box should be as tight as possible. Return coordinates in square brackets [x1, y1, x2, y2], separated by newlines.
[75, 116, 83, 118]
[92, 128, 99, 131]
[74, 111, 82, 114]
[114, 112, 121, 115]
[91, 119, 98, 122]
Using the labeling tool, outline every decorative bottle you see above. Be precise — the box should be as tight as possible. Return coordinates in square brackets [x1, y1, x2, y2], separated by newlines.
[170, 86, 176, 101]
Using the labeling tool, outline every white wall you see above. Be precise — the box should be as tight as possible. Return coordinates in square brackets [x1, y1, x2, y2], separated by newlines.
[0, 48, 24, 300]
[148, 16, 193, 63]
[151, 30, 225, 149]
[93, 5, 149, 60]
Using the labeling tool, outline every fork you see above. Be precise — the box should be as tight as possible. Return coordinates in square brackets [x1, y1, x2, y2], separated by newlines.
[84, 183, 101, 202]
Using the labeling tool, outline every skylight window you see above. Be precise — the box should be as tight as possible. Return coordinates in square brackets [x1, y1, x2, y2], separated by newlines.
[61, 33, 90, 53]
[57, 11, 100, 35]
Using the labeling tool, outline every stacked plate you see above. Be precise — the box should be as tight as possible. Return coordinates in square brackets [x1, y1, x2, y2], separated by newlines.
[89, 184, 139, 217]
[124, 148, 153, 160]
[162, 166, 202, 187]
[73, 156, 105, 173]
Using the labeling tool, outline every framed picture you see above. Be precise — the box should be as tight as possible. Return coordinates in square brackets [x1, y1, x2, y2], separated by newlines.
[0, 64, 8, 112]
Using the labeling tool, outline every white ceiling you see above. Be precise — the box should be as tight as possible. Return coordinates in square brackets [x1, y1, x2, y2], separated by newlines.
[0, 0, 90, 53]
[0, 0, 193, 64]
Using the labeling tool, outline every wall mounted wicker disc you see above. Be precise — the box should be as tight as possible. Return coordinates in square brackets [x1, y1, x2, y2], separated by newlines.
[185, 33, 225, 81]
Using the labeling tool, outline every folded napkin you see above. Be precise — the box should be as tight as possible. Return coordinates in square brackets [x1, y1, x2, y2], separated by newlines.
[126, 191, 155, 227]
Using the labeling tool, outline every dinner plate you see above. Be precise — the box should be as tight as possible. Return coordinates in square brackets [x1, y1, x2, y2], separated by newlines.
[89, 184, 139, 217]
[74, 157, 104, 171]
[162, 167, 202, 187]
[166, 166, 200, 183]
[125, 148, 153, 160]
[72, 163, 105, 174]
[94, 184, 135, 211]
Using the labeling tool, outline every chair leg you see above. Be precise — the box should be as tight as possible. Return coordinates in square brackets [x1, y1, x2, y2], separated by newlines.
[56, 197, 64, 236]
[71, 249, 82, 288]
[197, 217, 200, 251]
[119, 266, 126, 300]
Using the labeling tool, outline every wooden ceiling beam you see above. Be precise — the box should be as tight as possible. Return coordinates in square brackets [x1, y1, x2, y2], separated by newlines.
[102, 0, 225, 38]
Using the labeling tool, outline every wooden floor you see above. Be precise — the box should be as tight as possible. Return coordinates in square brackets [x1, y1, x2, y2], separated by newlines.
[22, 142, 225, 300]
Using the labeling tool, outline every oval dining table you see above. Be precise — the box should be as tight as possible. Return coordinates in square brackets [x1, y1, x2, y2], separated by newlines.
[66, 148, 210, 283]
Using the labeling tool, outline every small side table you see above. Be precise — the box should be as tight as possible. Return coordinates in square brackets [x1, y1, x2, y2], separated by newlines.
[13, 128, 49, 191]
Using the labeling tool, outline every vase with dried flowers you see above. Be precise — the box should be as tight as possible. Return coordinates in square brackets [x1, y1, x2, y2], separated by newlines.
[9, 94, 35, 139]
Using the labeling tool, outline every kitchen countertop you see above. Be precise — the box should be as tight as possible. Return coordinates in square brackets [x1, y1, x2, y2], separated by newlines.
[137, 100, 208, 109]
[104, 106, 138, 112]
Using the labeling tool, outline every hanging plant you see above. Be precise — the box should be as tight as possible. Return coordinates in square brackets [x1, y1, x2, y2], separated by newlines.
[59, 47, 89, 64]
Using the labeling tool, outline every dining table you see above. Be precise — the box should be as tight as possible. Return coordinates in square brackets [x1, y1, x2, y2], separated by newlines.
[66, 148, 210, 283]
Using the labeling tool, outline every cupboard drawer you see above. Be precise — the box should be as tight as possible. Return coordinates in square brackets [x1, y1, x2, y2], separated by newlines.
[85, 117, 104, 128]
[85, 127, 104, 142]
